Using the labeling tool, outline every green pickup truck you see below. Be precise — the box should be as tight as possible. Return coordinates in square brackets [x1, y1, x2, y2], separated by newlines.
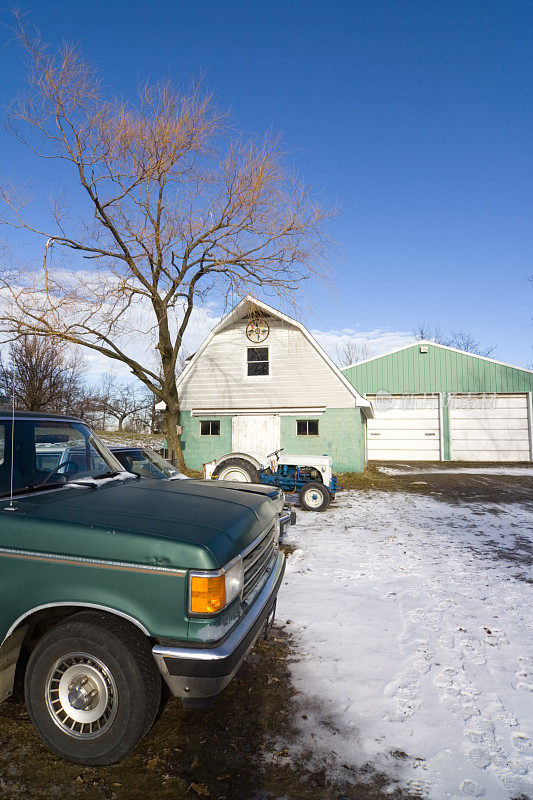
[0, 412, 288, 764]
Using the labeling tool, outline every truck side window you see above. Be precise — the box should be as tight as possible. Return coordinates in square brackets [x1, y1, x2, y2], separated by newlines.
[0, 424, 4, 465]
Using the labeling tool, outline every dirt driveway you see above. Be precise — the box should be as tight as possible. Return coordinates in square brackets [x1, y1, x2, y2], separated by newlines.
[0, 468, 531, 800]
[0, 630, 415, 800]
[339, 462, 533, 504]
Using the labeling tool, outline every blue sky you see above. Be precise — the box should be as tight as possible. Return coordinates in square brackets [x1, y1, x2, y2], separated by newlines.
[1, 0, 532, 369]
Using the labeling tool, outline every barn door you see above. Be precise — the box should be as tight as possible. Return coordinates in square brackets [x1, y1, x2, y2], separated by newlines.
[232, 415, 281, 456]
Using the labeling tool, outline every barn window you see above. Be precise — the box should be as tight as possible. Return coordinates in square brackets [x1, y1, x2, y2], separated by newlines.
[247, 347, 269, 376]
[297, 419, 319, 436]
[200, 420, 220, 436]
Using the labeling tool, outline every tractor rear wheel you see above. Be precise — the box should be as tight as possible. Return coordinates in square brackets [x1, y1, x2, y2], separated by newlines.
[298, 482, 330, 512]
[212, 458, 260, 483]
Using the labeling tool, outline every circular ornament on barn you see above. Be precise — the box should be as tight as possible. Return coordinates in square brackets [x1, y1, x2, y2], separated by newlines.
[246, 318, 270, 343]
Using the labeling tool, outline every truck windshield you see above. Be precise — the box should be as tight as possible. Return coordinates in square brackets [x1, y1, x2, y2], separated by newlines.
[0, 419, 127, 498]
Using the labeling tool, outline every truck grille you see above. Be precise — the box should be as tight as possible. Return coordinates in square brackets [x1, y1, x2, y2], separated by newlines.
[242, 524, 277, 598]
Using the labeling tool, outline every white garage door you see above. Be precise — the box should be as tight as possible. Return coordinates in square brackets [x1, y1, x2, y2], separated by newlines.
[367, 395, 441, 461]
[449, 394, 532, 461]
[232, 414, 280, 456]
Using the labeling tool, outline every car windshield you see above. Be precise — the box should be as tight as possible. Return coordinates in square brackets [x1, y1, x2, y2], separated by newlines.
[0, 418, 127, 498]
[116, 448, 181, 479]
[140, 448, 182, 478]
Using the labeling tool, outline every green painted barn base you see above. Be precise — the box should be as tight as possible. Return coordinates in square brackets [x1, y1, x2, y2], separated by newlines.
[279, 408, 366, 473]
[180, 408, 367, 473]
[180, 412, 233, 470]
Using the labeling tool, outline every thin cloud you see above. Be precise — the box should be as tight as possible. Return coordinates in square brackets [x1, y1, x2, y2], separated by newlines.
[312, 327, 416, 364]
[1, 270, 415, 382]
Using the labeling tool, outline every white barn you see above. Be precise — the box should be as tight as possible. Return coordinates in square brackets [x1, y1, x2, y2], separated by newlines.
[177, 296, 373, 472]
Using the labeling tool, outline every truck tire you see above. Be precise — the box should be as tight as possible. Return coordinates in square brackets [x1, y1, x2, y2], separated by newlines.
[24, 612, 161, 765]
[212, 457, 260, 483]
[298, 482, 331, 512]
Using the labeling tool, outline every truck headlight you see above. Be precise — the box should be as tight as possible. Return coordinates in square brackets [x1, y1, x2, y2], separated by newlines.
[224, 558, 244, 605]
[189, 558, 244, 616]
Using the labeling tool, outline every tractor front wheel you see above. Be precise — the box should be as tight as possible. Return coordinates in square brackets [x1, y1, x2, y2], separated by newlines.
[298, 482, 331, 512]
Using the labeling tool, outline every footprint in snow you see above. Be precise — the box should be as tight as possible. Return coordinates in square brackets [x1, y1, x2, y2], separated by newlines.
[465, 718, 495, 746]
[515, 667, 533, 679]
[494, 766, 530, 793]
[508, 757, 529, 776]
[460, 778, 485, 796]
[433, 665, 460, 687]
[406, 779, 430, 797]
[467, 748, 491, 769]
[483, 628, 508, 647]
[465, 730, 485, 745]
[512, 732, 532, 752]
[514, 670, 533, 692]
[484, 695, 518, 727]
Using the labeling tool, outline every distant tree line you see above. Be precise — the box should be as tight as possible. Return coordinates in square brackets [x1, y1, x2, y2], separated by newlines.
[335, 325, 495, 368]
[0, 336, 156, 433]
[412, 324, 495, 358]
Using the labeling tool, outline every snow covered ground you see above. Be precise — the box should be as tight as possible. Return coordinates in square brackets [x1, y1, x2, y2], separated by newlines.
[278, 491, 533, 800]
[376, 466, 533, 477]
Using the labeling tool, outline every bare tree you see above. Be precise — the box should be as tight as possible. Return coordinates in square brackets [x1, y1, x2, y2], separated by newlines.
[413, 323, 447, 346]
[335, 339, 371, 368]
[0, 335, 87, 413]
[0, 17, 332, 466]
[413, 323, 495, 357]
[95, 376, 151, 431]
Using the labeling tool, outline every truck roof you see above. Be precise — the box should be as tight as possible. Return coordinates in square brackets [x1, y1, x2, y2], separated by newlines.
[0, 410, 82, 422]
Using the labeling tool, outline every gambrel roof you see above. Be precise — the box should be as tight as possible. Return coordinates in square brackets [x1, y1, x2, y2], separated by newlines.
[177, 296, 373, 416]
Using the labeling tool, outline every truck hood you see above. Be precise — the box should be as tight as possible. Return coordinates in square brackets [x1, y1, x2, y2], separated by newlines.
[10, 478, 283, 569]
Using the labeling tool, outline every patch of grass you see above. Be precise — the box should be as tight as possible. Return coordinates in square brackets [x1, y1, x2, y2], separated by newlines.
[183, 467, 203, 479]
[336, 465, 401, 492]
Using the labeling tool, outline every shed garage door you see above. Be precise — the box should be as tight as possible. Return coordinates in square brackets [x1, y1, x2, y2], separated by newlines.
[449, 394, 532, 461]
[367, 395, 441, 461]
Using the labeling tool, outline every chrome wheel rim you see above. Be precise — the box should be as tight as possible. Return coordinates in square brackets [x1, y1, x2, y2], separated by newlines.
[218, 467, 251, 482]
[303, 489, 323, 509]
[45, 652, 118, 739]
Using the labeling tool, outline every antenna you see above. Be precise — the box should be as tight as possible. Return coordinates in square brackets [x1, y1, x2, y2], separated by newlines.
[5, 374, 17, 512]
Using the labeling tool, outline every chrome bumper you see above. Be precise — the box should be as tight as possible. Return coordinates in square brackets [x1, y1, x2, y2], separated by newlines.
[279, 507, 297, 534]
[152, 552, 285, 701]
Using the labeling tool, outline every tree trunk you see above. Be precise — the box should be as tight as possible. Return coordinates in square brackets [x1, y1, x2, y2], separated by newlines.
[163, 407, 186, 471]
[150, 395, 156, 434]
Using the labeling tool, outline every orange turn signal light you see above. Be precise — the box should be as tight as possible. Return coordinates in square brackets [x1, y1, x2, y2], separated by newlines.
[190, 574, 226, 614]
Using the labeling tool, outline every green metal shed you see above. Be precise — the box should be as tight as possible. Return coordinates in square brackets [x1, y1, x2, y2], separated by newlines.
[342, 341, 533, 462]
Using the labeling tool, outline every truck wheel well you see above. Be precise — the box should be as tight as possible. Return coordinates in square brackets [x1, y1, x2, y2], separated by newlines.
[2, 606, 150, 697]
